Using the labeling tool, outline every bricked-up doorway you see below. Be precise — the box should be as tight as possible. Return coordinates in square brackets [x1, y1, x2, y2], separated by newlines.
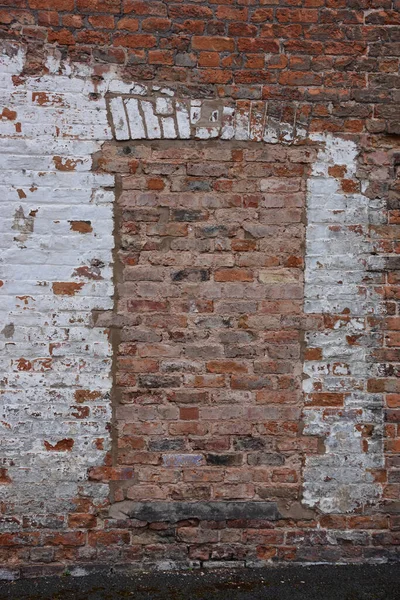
[100, 137, 318, 514]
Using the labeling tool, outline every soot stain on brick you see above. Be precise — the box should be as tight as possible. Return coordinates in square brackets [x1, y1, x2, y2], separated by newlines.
[171, 268, 210, 282]
[0, 468, 11, 484]
[12, 206, 37, 247]
[1, 323, 14, 339]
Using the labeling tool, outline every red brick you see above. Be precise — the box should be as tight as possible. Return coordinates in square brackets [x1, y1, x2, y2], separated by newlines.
[88, 531, 130, 546]
[169, 422, 208, 436]
[198, 52, 220, 67]
[251, 8, 274, 23]
[304, 348, 323, 360]
[231, 240, 257, 252]
[238, 38, 279, 53]
[142, 17, 171, 32]
[387, 395, 400, 408]
[47, 28, 75, 44]
[88, 466, 135, 481]
[307, 393, 345, 407]
[276, 9, 319, 23]
[348, 516, 388, 530]
[216, 6, 248, 21]
[3, 23, 397, 566]
[76, 31, 110, 44]
[169, 5, 212, 19]
[197, 69, 232, 84]
[28, 0, 74, 8]
[0, 533, 41, 547]
[214, 268, 254, 282]
[148, 50, 174, 65]
[116, 17, 139, 31]
[113, 34, 156, 48]
[192, 36, 235, 52]
[206, 361, 248, 374]
[44, 532, 86, 546]
[386, 332, 400, 347]
[180, 407, 199, 420]
[127, 300, 168, 312]
[123, 0, 167, 16]
[61, 14, 82, 28]
[89, 15, 115, 28]
[279, 71, 322, 86]
[0, 8, 33, 24]
[235, 70, 276, 84]
[76, 0, 120, 12]
[68, 514, 97, 529]
[173, 19, 204, 34]
[284, 40, 323, 55]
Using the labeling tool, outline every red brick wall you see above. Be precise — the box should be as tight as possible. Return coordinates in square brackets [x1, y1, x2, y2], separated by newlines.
[0, 0, 400, 579]
[2, 0, 400, 134]
[105, 141, 312, 504]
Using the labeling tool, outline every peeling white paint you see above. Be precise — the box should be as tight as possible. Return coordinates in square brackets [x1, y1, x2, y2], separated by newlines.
[0, 44, 114, 516]
[303, 134, 384, 513]
[108, 97, 308, 144]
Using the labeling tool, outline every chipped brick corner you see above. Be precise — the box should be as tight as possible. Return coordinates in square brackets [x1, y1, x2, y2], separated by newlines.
[0, 1, 400, 578]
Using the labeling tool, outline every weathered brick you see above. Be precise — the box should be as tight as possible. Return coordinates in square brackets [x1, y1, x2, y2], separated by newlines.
[0, 7, 397, 573]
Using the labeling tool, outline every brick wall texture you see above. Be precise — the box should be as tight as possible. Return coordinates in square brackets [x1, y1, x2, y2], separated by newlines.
[0, 0, 400, 578]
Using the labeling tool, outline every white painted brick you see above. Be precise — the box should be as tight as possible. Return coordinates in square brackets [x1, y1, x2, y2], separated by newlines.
[108, 96, 308, 143]
[109, 80, 147, 95]
[221, 106, 235, 140]
[176, 101, 191, 139]
[161, 117, 177, 139]
[195, 127, 219, 139]
[156, 97, 173, 115]
[303, 134, 384, 514]
[109, 96, 130, 141]
[125, 97, 146, 139]
[0, 47, 114, 516]
[249, 102, 265, 142]
[159, 87, 174, 97]
[141, 100, 161, 139]
[190, 102, 201, 125]
[234, 105, 250, 141]
[263, 118, 280, 144]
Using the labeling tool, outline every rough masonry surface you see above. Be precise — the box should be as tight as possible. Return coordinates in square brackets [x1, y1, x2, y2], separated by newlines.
[0, 0, 399, 577]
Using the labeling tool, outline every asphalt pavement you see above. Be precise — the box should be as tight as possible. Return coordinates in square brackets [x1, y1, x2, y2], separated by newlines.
[1, 564, 399, 599]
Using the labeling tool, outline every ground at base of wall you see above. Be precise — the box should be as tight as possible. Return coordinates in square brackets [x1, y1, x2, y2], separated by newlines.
[1, 565, 400, 600]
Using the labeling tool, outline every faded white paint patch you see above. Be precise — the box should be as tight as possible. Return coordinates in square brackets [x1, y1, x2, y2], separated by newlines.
[108, 97, 308, 144]
[303, 134, 385, 513]
[0, 45, 114, 517]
